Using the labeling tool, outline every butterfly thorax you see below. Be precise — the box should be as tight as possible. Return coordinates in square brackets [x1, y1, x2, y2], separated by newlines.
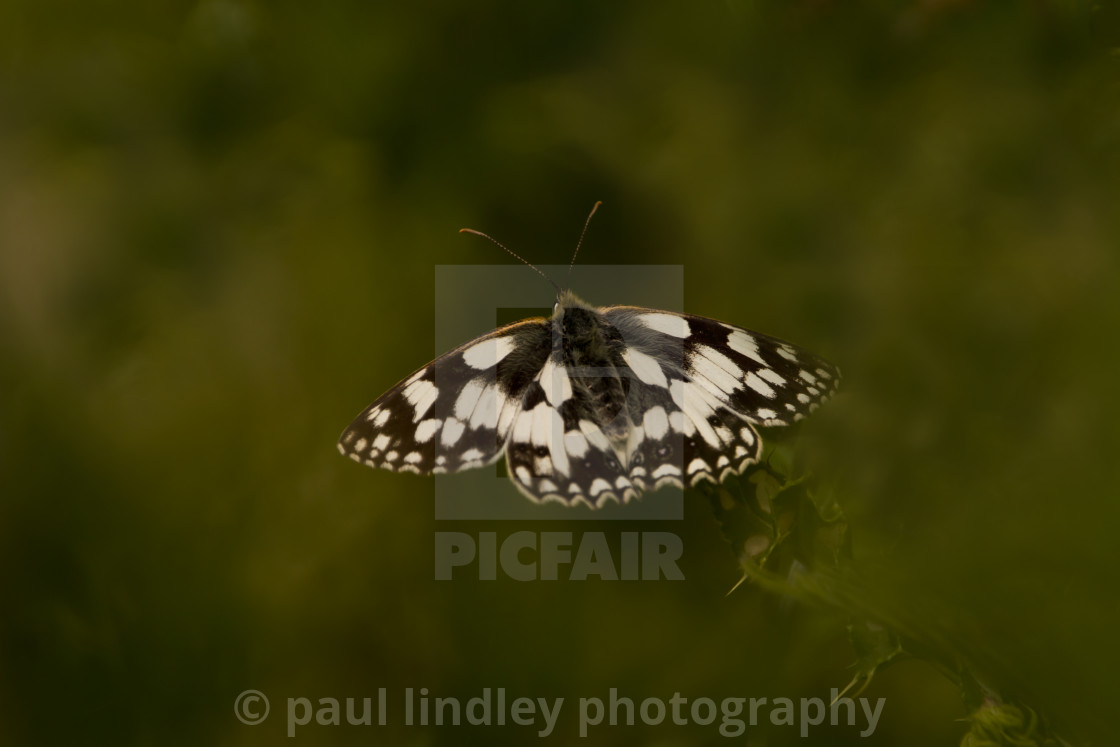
[552, 291, 631, 448]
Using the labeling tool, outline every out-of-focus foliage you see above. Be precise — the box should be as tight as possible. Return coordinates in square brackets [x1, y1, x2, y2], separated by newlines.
[2, 1, 1119, 745]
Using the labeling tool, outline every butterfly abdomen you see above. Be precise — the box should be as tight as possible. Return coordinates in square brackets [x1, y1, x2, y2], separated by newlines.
[551, 299, 632, 445]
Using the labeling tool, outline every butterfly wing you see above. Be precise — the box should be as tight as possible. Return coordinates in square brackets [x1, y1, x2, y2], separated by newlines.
[603, 306, 840, 486]
[619, 375, 763, 489]
[502, 347, 643, 508]
[338, 318, 552, 475]
[340, 303, 839, 507]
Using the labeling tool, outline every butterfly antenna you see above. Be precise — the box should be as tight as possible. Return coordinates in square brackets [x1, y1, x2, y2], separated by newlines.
[566, 200, 602, 290]
[458, 227, 561, 294]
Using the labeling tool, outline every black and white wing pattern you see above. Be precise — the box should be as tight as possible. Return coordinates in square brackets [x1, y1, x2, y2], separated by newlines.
[603, 307, 840, 489]
[338, 319, 551, 476]
[500, 305, 839, 506]
[339, 291, 839, 509]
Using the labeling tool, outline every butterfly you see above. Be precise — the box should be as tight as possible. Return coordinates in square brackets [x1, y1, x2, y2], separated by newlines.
[338, 204, 839, 509]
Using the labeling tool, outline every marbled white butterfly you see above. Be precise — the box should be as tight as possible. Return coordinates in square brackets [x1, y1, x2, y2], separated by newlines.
[338, 205, 839, 508]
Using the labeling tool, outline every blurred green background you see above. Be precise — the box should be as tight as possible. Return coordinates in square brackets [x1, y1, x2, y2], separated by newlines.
[3, 1, 1120, 745]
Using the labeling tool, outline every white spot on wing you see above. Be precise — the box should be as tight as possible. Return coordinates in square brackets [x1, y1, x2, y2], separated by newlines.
[441, 418, 465, 446]
[643, 406, 669, 440]
[454, 378, 485, 420]
[578, 419, 611, 452]
[626, 425, 645, 457]
[497, 397, 518, 436]
[563, 431, 589, 458]
[668, 410, 693, 435]
[402, 379, 439, 422]
[758, 368, 787, 386]
[415, 419, 442, 443]
[539, 357, 573, 405]
[373, 434, 391, 451]
[512, 410, 533, 444]
[462, 336, 516, 369]
[469, 384, 500, 430]
[727, 330, 766, 365]
[744, 372, 776, 398]
[623, 347, 669, 388]
[695, 344, 743, 379]
[672, 380, 722, 448]
[589, 478, 612, 496]
[548, 411, 570, 477]
[530, 401, 554, 447]
[533, 456, 553, 476]
[690, 345, 741, 397]
[638, 313, 691, 338]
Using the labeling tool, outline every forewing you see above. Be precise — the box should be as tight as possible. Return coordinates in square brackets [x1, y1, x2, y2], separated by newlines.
[604, 306, 839, 484]
[338, 319, 552, 475]
[603, 306, 840, 426]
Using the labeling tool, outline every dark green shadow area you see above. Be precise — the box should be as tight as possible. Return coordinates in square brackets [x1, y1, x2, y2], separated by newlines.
[2, 2, 1119, 745]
